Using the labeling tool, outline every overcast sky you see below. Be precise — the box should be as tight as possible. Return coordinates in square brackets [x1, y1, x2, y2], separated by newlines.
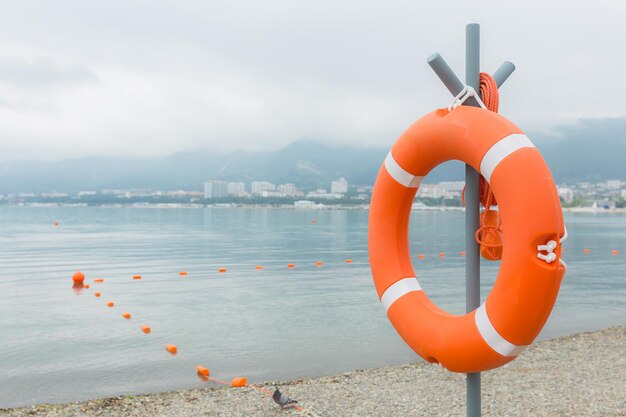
[0, 1, 624, 160]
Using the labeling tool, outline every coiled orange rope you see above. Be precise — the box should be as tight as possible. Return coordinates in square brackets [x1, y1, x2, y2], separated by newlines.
[478, 72, 498, 209]
[461, 72, 503, 259]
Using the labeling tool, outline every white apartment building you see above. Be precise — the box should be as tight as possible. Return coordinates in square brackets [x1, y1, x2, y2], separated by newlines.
[277, 183, 298, 196]
[557, 187, 574, 203]
[251, 181, 276, 195]
[204, 180, 229, 198]
[606, 179, 622, 190]
[227, 182, 245, 195]
[330, 178, 348, 194]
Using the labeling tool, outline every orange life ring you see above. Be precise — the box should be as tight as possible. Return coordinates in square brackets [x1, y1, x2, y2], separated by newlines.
[369, 106, 566, 373]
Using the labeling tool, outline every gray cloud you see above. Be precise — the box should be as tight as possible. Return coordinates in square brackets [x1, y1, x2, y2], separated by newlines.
[0, 56, 97, 89]
[0, 0, 624, 161]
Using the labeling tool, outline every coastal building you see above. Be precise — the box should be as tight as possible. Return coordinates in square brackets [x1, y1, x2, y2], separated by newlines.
[438, 181, 465, 193]
[204, 180, 229, 198]
[251, 181, 276, 195]
[294, 200, 316, 208]
[306, 189, 342, 199]
[331, 178, 348, 194]
[277, 183, 298, 196]
[227, 182, 246, 196]
[417, 184, 444, 198]
[557, 187, 575, 203]
[606, 179, 621, 190]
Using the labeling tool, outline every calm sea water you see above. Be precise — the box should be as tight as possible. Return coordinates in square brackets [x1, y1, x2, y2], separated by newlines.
[0, 206, 624, 407]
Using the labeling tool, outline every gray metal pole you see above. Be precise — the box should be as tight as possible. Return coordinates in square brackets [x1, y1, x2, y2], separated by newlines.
[427, 24, 516, 417]
[465, 22, 481, 417]
[493, 61, 516, 88]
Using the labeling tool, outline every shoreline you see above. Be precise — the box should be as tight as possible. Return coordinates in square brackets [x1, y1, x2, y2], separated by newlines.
[2, 325, 624, 417]
[4, 203, 626, 213]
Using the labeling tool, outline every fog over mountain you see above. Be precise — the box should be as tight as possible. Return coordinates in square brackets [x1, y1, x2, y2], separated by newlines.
[0, 117, 623, 194]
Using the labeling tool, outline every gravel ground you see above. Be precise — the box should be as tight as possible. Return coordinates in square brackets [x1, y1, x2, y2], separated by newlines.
[1, 325, 624, 417]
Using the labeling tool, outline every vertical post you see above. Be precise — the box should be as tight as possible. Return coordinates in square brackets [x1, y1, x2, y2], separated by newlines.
[465, 23, 481, 417]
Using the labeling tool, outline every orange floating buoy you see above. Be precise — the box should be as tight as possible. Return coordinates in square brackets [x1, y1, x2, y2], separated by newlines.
[132, 275, 141, 280]
[287, 263, 295, 268]
[179, 271, 188, 276]
[612, 250, 620, 256]
[122, 312, 131, 319]
[231, 377, 247, 387]
[345, 259, 353, 263]
[583, 249, 591, 254]
[94, 292, 101, 297]
[417, 254, 425, 259]
[165, 344, 178, 355]
[107, 301, 114, 307]
[94, 278, 104, 283]
[438, 252, 446, 258]
[218, 267, 227, 273]
[196, 365, 210, 377]
[255, 265, 264, 270]
[72, 271, 85, 284]
[460, 251, 466, 257]
[141, 325, 151, 334]
[315, 261, 323, 267]
[84, 284, 90, 289]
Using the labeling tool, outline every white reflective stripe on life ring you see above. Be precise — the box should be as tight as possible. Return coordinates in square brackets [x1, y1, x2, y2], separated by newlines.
[384, 152, 424, 188]
[480, 134, 535, 183]
[380, 277, 422, 313]
[474, 303, 527, 357]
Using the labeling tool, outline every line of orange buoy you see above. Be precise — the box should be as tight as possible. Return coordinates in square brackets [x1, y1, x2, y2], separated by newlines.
[94, 278, 104, 283]
[179, 271, 188, 276]
[255, 265, 264, 270]
[132, 275, 142, 280]
[345, 259, 353, 263]
[612, 249, 620, 256]
[287, 263, 295, 268]
[73, 271, 309, 414]
[218, 267, 227, 273]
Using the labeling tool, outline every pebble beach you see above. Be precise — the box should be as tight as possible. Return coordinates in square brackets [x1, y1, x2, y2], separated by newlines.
[1, 325, 624, 417]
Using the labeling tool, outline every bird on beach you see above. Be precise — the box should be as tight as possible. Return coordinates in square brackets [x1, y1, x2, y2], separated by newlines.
[272, 387, 298, 409]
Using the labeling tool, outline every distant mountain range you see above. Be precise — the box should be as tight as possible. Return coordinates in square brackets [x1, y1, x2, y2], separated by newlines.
[0, 117, 624, 194]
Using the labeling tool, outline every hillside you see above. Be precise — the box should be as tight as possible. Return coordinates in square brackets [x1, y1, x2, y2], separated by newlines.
[0, 117, 623, 193]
